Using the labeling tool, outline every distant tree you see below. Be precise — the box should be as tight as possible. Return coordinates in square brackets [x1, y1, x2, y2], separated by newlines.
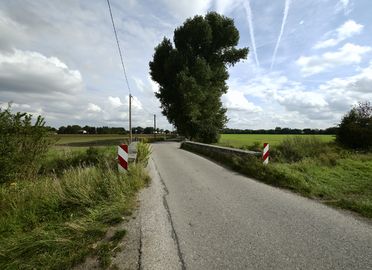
[324, 127, 338, 135]
[132, 126, 144, 134]
[337, 101, 372, 150]
[144, 127, 154, 134]
[149, 12, 248, 143]
[274, 127, 282, 134]
[83, 125, 96, 134]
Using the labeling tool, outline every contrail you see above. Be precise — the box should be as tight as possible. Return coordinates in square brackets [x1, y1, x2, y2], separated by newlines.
[243, 0, 259, 67]
[271, 0, 291, 69]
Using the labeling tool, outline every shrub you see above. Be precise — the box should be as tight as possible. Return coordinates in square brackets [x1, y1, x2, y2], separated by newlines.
[337, 101, 372, 150]
[0, 106, 54, 183]
[276, 136, 328, 162]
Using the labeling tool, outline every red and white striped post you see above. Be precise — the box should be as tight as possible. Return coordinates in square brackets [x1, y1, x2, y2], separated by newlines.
[118, 144, 128, 172]
[262, 143, 269, 165]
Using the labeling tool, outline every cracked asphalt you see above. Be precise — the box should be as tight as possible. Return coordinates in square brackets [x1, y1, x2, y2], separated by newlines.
[142, 141, 372, 270]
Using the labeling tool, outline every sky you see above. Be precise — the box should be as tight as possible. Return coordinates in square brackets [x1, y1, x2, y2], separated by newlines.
[0, 0, 371, 130]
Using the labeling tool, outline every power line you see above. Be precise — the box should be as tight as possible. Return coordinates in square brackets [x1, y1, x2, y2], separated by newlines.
[106, 0, 131, 95]
[106, 0, 160, 130]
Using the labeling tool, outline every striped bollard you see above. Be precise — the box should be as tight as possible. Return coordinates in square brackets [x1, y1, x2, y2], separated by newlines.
[263, 143, 269, 165]
[118, 144, 128, 172]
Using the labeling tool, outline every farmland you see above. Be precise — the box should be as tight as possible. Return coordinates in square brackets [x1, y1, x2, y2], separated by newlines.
[218, 134, 335, 148]
[54, 134, 166, 147]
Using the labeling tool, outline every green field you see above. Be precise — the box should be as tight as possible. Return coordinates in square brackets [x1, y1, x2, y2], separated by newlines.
[55, 134, 127, 144]
[54, 134, 165, 147]
[218, 134, 335, 148]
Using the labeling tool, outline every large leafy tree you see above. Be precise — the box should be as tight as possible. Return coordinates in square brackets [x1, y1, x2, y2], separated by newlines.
[149, 12, 248, 143]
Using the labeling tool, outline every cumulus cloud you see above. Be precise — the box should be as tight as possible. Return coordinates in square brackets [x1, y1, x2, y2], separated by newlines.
[222, 90, 262, 112]
[87, 103, 102, 113]
[314, 20, 363, 49]
[0, 49, 83, 96]
[320, 62, 372, 94]
[108, 96, 123, 108]
[296, 43, 371, 76]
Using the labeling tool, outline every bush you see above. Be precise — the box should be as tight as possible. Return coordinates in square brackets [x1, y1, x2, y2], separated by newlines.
[0, 106, 54, 183]
[337, 101, 372, 150]
[276, 136, 329, 162]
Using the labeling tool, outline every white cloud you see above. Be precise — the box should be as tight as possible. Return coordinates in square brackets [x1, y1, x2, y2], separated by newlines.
[0, 49, 83, 95]
[297, 43, 371, 76]
[222, 90, 262, 112]
[320, 62, 372, 94]
[108, 96, 123, 108]
[127, 95, 143, 111]
[87, 103, 102, 112]
[314, 20, 363, 49]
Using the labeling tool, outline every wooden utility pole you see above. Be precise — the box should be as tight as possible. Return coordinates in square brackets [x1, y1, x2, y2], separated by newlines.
[154, 114, 156, 139]
[129, 94, 132, 143]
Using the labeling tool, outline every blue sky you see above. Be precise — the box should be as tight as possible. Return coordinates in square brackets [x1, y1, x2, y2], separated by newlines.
[0, 0, 371, 130]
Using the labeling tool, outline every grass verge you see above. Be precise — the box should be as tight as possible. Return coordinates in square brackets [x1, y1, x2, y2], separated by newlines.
[0, 145, 150, 269]
[181, 139, 372, 218]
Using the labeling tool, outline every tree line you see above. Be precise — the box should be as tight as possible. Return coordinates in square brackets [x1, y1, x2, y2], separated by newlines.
[54, 125, 171, 135]
[222, 127, 338, 135]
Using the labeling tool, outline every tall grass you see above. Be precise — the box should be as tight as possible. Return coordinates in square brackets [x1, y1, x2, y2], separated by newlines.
[0, 145, 151, 269]
[136, 141, 152, 165]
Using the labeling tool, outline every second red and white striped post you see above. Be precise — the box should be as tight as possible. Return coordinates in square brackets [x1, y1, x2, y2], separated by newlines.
[262, 143, 269, 165]
[118, 144, 128, 172]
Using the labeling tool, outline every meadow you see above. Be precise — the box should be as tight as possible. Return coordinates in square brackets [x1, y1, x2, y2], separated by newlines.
[54, 134, 168, 147]
[218, 134, 335, 148]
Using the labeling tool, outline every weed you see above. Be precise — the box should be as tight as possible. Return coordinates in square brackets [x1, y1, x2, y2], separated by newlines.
[136, 141, 152, 166]
[0, 146, 149, 269]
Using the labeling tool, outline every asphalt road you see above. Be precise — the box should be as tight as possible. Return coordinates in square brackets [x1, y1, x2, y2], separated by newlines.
[149, 142, 372, 270]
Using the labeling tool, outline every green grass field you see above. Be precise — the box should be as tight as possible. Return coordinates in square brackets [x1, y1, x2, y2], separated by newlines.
[55, 134, 127, 144]
[218, 134, 335, 148]
[54, 134, 165, 147]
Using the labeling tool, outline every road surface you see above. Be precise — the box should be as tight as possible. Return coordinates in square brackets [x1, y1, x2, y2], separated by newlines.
[143, 142, 372, 270]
